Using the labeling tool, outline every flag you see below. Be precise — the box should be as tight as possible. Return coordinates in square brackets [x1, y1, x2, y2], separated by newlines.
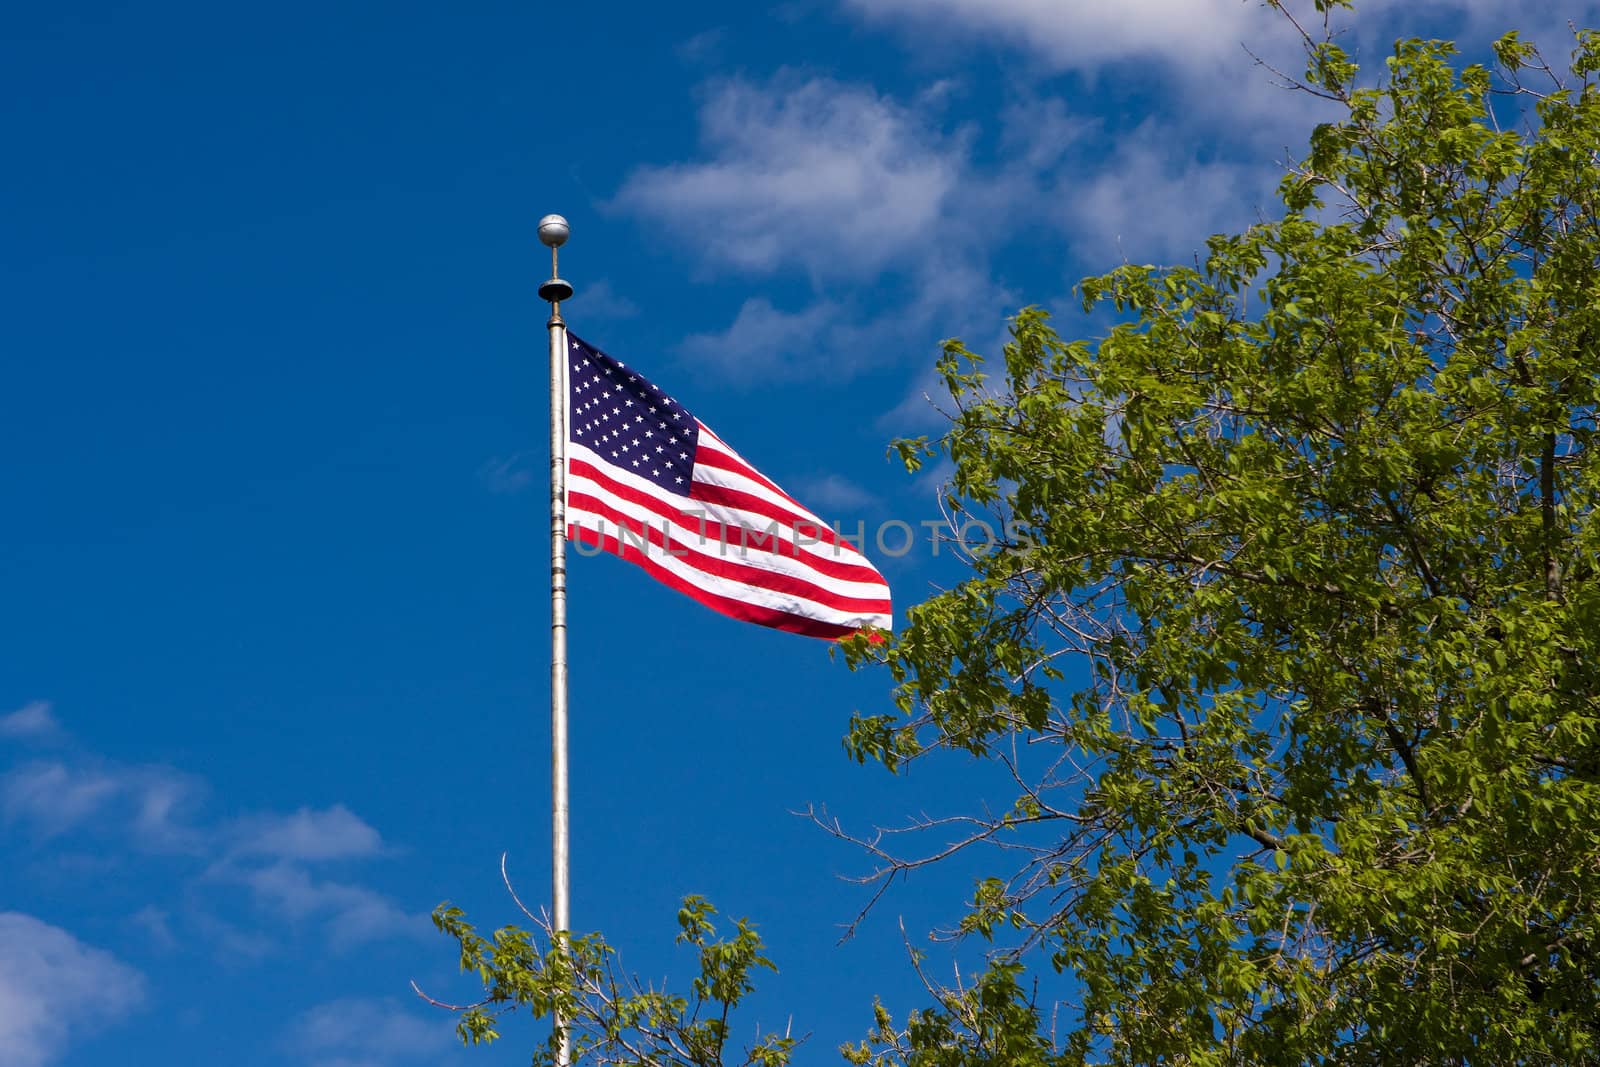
[563, 332, 892, 639]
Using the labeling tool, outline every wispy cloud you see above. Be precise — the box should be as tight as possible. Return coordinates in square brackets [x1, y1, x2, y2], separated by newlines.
[1058, 122, 1280, 264]
[477, 451, 537, 495]
[1355, 0, 1598, 53]
[285, 997, 456, 1067]
[876, 363, 955, 434]
[229, 804, 385, 862]
[0, 702, 62, 743]
[571, 277, 639, 321]
[615, 75, 966, 282]
[1, 708, 421, 961]
[0, 913, 145, 1067]
[1, 763, 119, 836]
[676, 297, 839, 382]
[223, 861, 426, 951]
[674, 250, 1018, 385]
[841, 0, 1268, 75]
[129, 906, 177, 952]
[190, 912, 277, 963]
[793, 473, 881, 515]
[605, 74, 1093, 388]
[839, 0, 1600, 137]
[675, 26, 728, 65]
[209, 809, 422, 951]
[0, 759, 203, 849]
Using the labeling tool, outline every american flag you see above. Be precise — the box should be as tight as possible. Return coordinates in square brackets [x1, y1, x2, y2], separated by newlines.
[563, 332, 892, 639]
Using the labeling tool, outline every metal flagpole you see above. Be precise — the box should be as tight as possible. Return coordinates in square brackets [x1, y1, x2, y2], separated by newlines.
[537, 213, 574, 1067]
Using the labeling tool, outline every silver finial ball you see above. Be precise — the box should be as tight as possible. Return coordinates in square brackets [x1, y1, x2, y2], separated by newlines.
[537, 214, 570, 248]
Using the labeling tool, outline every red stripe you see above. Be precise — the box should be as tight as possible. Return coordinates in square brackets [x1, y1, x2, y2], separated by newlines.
[686, 479, 861, 555]
[569, 457, 885, 585]
[568, 494, 894, 615]
[568, 525, 864, 640]
[693, 435, 805, 509]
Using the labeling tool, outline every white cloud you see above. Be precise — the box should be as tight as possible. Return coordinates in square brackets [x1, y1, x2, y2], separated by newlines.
[230, 804, 385, 862]
[2, 763, 123, 837]
[129, 907, 177, 952]
[676, 251, 1018, 384]
[614, 76, 965, 281]
[677, 297, 839, 382]
[130, 771, 201, 849]
[478, 450, 537, 495]
[286, 997, 455, 1067]
[842, 0, 1266, 74]
[611, 13, 1341, 405]
[1059, 123, 1279, 264]
[0, 913, 145, 1067]
[571, 278, 639, 321]
[1, 735, 418, 959]
[230, 861, 425, 950]
[998, 95, 1094, 174]
[793, 473, 881, 515]
[0, 760, 202, 849]
[676, 26, 728, 65]
[190, 912, 277, 963]
[1359, 0, 1599, 45]
[877, 363, 955, 433]
[905, 456, 960, 511]
[0, 702, 62, 743]
[841, 0, 1600, 134]
[838, 0, 1587, 77]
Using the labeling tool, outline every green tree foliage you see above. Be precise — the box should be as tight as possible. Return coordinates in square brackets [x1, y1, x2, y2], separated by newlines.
[427, 885, 797, 1066]
[433, 19, 1600, 1066]
[841, 24, 1600, 1067]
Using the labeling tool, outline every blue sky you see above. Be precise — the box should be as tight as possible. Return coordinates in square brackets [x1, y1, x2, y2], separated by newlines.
[3, 2, 1593, 1065]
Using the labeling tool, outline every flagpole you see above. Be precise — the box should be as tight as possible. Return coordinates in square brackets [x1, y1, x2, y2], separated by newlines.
[537, 212, 574, 1067]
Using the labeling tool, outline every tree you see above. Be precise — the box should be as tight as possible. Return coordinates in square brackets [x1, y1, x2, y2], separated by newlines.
[423, 874, 797, 1067]
[431, 14, 1600, 1065]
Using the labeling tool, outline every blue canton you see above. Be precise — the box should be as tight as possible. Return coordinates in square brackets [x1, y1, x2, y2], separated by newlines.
[567, 333, 700, 495]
